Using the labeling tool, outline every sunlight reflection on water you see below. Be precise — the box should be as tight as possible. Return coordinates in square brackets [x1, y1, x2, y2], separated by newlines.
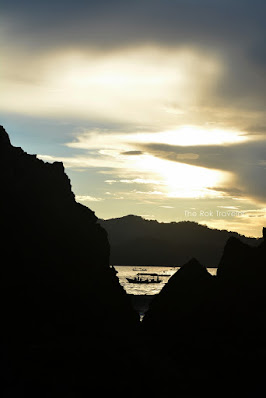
[114, 265, 217, 295]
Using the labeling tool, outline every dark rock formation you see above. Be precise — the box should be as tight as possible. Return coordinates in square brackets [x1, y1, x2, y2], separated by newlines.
[0, 126, 139, 396]
[2, 123, 266, 396]
[141, 230, 266, 396]
[100, 215, 260, 267]
[216, 232, 266, 338]
[218, 234, 266, 282]
[142, 258, 216, 335]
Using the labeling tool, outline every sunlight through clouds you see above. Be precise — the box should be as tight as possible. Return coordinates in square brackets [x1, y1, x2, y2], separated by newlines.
[0, 46, 223, 125]
[125, 126, 248, 146]
[1, 0, 266, 236]
[135, 154, 231, 199]
[40, 124, 234, 200]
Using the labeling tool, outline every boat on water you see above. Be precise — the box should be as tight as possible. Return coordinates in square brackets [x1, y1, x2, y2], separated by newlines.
[126, 273, 162, 284]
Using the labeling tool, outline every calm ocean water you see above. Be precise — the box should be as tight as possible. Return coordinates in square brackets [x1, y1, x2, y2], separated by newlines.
[114, 265, 217, 295]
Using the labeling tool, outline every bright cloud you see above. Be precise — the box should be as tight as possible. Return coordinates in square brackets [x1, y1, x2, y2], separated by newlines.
[1, 0, 266, 237]
[39, 124, 234, 201]
[76, 195, 103, 202]
[0, 46, 223, 127]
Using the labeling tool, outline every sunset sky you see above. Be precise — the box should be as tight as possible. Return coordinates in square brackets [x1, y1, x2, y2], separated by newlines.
[1, 0, 266, 237]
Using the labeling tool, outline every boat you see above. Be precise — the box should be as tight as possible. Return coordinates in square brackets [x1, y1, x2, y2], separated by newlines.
[126, 273, 162, 284]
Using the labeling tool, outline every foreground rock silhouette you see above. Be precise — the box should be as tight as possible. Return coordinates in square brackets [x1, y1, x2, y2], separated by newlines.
[1, 125, 265, 397]
[142, 230, 266, 396]
[0, 126, 139, 396]
[143, 258, 216, 334]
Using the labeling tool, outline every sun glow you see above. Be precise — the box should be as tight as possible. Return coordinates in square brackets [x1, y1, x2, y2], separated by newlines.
[0, 45, 222, 125]
[68, 125, 249, 152]
[127, 125, 248, 146]
[134, 154, 230, 198]
[62, 125, 241, 199]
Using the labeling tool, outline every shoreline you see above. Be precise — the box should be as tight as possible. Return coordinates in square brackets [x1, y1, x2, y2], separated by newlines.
[112, 264, 218, 268]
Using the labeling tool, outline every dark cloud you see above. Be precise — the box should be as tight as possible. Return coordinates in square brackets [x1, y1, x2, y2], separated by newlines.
[245, 125, 266, 135]
[120, 150, 143, 156]
[2, 0, 266, 51]
[138, 140, 266, 170]
[138, 140, 266, 203]
[210, 186, 244, 197]
[2, 0, 266, 118]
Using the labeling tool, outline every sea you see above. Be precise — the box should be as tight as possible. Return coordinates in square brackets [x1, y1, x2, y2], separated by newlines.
[114, 265, 217, 295]
[113, 265, 217, 320]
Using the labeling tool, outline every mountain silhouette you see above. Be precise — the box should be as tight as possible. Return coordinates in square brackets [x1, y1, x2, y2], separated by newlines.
[100, 215, 260, 266]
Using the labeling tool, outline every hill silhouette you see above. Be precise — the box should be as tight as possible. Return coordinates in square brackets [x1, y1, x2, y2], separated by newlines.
[100, 215, 260, 266]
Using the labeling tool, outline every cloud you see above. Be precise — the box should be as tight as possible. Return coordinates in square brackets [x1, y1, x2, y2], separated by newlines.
[138, 137, 266, 204]
[1, 0, 266, 132]
[37, 122, 266, 207]
[0, 46, 224, 128]
[217, 206, 240, 210]
[39, 140, 228, 201]
[2, 1, 266, 136]
[2, 1, 266, 51]
[105, 178, 162, 185]
[76, 195, 103, 202]
[120, 151, 143, 156]
[176, 153, 199, 160]
[2, 0, 266, 237]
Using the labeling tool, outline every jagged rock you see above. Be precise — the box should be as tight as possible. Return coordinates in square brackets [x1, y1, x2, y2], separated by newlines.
[141, 235, 266, 396]
[215, 229, 266, 336]
[0, 125, 142, 396]
[0, 125, 139, 344]
[142, 258, 216, 335]
[217, 231, 266, 284]
[143, 230, 266, 339]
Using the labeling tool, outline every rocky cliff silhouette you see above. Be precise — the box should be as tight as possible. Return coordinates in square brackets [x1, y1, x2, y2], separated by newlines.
[1, 125, 265, 396]
[100, 215, 260, 267]
[142, 228, 266, 395]
[0, 126, 139, 396]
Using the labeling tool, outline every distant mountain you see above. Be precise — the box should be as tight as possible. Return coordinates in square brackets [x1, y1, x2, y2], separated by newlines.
[99, 215, 261, 267]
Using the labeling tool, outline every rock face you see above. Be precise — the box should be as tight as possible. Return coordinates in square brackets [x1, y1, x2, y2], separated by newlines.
[216, 233, 266, 336]
[142, 230, 266, 396]
[0, 126, 139, 339]
[143, 231, 266, 334]
[142, 258, 216, 335]
[0, 126, 139, 395]
[218, 235, 266, 282]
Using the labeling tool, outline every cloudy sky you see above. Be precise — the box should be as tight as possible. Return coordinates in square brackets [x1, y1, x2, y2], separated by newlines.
[1, 0, 266, 237]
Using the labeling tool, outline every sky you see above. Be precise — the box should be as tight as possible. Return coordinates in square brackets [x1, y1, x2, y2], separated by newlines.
[1, 0, 266, 237]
